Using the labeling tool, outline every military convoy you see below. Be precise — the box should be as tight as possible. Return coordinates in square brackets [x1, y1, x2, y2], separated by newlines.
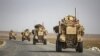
[8, 9, 85, 52]
[21, 29, 31, 41]
[9, 30, 16, 40]
[53, 15, 84, 52]
[32, 24, 47, 45]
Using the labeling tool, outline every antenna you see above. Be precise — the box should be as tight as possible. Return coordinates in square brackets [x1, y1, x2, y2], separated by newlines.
[75, 8, 76, 20]
[59, 21, 61, 33]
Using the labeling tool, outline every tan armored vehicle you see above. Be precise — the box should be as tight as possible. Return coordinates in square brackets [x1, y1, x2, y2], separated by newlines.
[9, 30, 16, 40]
[53, 15, 84, 52]
[21, 29, 31, 41]
[32, 24, 47, 45]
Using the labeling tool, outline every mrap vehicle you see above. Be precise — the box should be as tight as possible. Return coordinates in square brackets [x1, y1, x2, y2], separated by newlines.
[53, 15, 85, 52]
[9, 30, 16, 40]
[32, 24, 47, 45]
[21, 29, 31, 41]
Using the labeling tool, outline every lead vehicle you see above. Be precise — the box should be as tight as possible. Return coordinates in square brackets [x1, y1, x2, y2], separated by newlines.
[53, 15, 84, 52]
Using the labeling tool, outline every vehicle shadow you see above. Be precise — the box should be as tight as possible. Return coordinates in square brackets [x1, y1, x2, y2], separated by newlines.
[11, 40, 46, 45]
[11, 40, 32, 45]
[28, 50, 77, 53]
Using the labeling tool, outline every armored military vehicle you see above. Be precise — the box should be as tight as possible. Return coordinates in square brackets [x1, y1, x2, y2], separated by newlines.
[21, 29, 31, 41]
[53, 15, 84, 52]
[9, 30, 16, 40]
[32, 24, 47, 45]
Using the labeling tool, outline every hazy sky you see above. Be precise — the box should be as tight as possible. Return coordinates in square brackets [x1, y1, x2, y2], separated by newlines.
[0, 0, 100, 34]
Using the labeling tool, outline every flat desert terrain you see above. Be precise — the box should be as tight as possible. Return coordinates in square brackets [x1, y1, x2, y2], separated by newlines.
[0, 31, 100, 49]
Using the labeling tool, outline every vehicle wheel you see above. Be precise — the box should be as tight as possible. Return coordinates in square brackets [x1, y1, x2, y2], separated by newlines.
[33, 39, 36, 45]
[76, 42, 83, 53]
[22, 38, 25, 41]
[76, 43, 79, 52]
[14, 37, 16, 40]
[28, 38, 30, 41]
[43, 39, 47, 45]
[56, 41, 62, 52]
[9, 37, 11, 40]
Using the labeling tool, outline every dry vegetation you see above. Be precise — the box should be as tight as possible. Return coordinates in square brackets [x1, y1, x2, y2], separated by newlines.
[83, 36, 100, 49]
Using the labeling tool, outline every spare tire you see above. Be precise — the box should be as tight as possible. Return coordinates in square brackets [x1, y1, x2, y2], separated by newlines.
[53, 26, 59, 33]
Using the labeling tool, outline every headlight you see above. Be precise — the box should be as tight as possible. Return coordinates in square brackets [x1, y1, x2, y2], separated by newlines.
[44, 36, 47, 39]
[77, 35, 83, 42]
[35, 36, 38, 39]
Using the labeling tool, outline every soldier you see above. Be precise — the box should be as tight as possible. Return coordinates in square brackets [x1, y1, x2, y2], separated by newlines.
[9, 30, 16, 40]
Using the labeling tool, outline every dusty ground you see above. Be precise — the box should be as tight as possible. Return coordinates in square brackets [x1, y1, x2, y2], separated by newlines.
[0, 32, 100, 56]
[0, 31, 100, 49]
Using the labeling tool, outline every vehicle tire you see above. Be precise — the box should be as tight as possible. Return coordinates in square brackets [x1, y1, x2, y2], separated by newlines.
[56, 41, 62, 52]
[22, 38, 25, 41]
[14, 37, 16, 40]
[27, 38, 30, 41]
[33, 39, 36, 45]
[76, 42, 83, 53]
[75, 47, 78, 52]
[9, 37, 11, 40]
[43, 39, 47, 45]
